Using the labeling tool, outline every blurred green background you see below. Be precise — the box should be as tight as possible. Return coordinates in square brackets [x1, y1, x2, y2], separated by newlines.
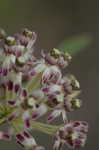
[0, 0, 99, 150]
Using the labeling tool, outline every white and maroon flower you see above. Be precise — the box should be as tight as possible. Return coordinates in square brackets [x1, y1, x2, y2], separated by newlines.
[42, 65, 62, 85]
[22, 110, 31, 128]
[1, 54, 16, 76]
[32, 103, 48, 120]
[47, 105, 68, 123]
[42, 48, 72, 68]
[14, 28, 37, 48]
[16, 131, 44, 150]
[53, 121, 88, 150]
[16, 131, 36, 148]
[64, 97, 82, 112]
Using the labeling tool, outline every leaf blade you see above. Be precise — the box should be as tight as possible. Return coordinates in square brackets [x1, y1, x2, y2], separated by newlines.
[59, 34, 91, 55]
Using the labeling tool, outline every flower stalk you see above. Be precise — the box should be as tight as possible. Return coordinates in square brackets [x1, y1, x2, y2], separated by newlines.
[31, 121, 63, 135]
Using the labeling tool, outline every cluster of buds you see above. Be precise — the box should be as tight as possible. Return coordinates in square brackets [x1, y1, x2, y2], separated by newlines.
[0, 28, 88, 150]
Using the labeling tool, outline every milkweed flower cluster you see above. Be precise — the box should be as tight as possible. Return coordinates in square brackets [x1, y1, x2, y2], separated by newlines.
[0, 28, 88, 150]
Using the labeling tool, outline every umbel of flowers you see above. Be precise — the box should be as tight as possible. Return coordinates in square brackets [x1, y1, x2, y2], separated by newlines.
[0, 28, 88, 150]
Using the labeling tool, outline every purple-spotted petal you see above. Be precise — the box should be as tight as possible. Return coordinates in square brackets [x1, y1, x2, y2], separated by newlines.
[7, 80, 14, 91]
[24, 119, 30, 128]
[14, 84, 20, 93]
[16, 134, 25, 142]
[32, 114, 40, 119]
[7, 100, 16, 106]
[47, 110, 61, 122]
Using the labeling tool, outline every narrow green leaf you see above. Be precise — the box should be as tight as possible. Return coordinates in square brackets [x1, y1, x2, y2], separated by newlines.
[59, 34, 91, 55]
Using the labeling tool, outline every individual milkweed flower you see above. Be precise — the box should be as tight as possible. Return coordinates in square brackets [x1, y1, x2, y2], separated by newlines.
[16, 131, 44, 150]
[42, 48, 72, 68]
[46, 97, 69, 123]
[64, 97, 82, 112]
[53, 121, 88, 150]
[42, 65, 62, 86]
[4, 45, 25, 57]
[31, 103, 48, 120]
[31, 61, 47, 75]
[42, 84, 62, 95]
[14, 28, 37, 48]
[1, 54, 16, 76]
[4, 71, 22, 98]
[32, 90, 45, 100]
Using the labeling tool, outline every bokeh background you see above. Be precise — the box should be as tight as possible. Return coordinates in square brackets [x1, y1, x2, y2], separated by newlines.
[0, 0, 99, 150]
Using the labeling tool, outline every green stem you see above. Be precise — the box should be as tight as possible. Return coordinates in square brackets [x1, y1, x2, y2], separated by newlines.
[12, 121, 21, 133]
[12, 119, 62, 135]
[0, 106, 63, 136]
[31, 121, 63, 135]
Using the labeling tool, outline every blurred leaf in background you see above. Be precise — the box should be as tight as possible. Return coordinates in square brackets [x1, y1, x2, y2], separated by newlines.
[59, 34, 92, 55]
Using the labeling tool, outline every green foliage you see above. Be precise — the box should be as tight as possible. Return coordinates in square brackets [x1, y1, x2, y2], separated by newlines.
[59, 34, 91, 55]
